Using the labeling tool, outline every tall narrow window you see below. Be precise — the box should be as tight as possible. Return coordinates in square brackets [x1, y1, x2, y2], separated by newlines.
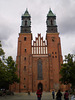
[24, 37, 26, 41]
[37, 59, 43, 80]
[25, 48, 26, 52]
[24, 78, 26, 80]
[24, 85, 26, 88]
[24, 66, 26, 71]
[24, 57, 26, 60]
[52, 52, 54, 54]
[52, 38, 55, 42]
[55, 52, 57, 54]
[55, 56, 57, 58]
[25, 21, 27, 26]
[51, 20, 53, 25]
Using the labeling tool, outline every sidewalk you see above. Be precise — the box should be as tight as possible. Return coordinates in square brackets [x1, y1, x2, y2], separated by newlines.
[0, 92, 71, 100]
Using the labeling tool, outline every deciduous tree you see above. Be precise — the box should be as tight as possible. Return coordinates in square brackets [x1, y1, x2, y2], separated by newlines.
[0, 41, 19, 89]
[60, 54, 75, 90]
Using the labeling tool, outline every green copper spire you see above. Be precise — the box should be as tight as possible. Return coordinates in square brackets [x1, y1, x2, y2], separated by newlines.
[21, 8, 31, 33]
[23, 8, 31, 17]
[47, 8, 56, 17]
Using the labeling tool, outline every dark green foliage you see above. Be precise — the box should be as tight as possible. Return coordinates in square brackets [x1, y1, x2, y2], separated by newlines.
[60, 54, 75, 90]
[6, 90, 14, 95]
[0, 91, 3, 96]
[0, 41, 19, 90]
[5, 56, 20, 85]
[0, 41, 5, 56]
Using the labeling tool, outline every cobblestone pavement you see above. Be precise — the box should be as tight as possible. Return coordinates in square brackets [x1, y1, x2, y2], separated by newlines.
[0, 92, 71, 100]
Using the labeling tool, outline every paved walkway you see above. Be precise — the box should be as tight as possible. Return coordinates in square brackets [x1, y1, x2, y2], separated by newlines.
[0, 92, 71, 100]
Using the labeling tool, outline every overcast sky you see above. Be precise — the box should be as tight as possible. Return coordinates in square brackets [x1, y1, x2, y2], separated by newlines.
[0, 0, 75, 60]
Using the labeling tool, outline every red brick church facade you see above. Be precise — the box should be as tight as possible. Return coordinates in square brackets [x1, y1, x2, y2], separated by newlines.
[10, 9, 65, 92]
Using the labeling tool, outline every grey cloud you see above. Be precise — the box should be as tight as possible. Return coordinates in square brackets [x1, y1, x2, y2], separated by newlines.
[0, 16, 18, 48]
[57, 2, 75, 35]
[72, 49, 75, 55]
[0, 0, 75, 60]
[58, 16, 75, 34]
[60, 0, 71, 7]
[0, 24, 12, 40]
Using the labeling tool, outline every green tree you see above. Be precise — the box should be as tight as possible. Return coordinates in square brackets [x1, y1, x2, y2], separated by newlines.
[5, 56, 20, 85]
[0, 41, 19, 89]
[0, 41, 6, 89]
[60, 54, 75, 90]
[0, 59, 7, 89]
[0, 41, 5, 56]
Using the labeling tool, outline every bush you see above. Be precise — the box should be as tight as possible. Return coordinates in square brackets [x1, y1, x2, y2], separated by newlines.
[0, 91, 3, 96]
[6, 90, 14, 95]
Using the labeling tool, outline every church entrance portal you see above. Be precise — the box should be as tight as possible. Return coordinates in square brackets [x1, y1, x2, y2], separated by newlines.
[38, 83, 43, 91]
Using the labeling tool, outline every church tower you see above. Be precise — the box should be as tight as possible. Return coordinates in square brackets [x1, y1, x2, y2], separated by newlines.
[21, 9, 31, 33]
[46, 9, 63, 90]
[46, 9, 57, 33]
[15, 9, 32, 92]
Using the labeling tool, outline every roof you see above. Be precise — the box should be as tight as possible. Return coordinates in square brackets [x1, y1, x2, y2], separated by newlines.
[47, 9, 56, 17]
[22, 9, 30, 17]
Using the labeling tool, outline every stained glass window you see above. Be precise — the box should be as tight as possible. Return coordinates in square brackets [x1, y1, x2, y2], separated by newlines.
[37, 59, 43, 80]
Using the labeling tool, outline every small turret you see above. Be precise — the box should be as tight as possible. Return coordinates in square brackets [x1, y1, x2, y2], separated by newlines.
[20, 9, 31, 33]
[46, 9, 58, 33]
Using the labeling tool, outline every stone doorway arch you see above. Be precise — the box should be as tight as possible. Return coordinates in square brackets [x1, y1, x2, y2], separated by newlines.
[38, 83, 43, 91]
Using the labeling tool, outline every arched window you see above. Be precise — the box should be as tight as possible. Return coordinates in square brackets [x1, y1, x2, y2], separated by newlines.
[25, 21, 27, 26]
[51, 20, 53, 25]
[37, 59, 43, 80]
[38, 83, 43, 91]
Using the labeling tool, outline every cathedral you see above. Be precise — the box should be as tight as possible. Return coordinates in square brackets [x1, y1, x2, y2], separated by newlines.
[10, 9, 64, 92]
